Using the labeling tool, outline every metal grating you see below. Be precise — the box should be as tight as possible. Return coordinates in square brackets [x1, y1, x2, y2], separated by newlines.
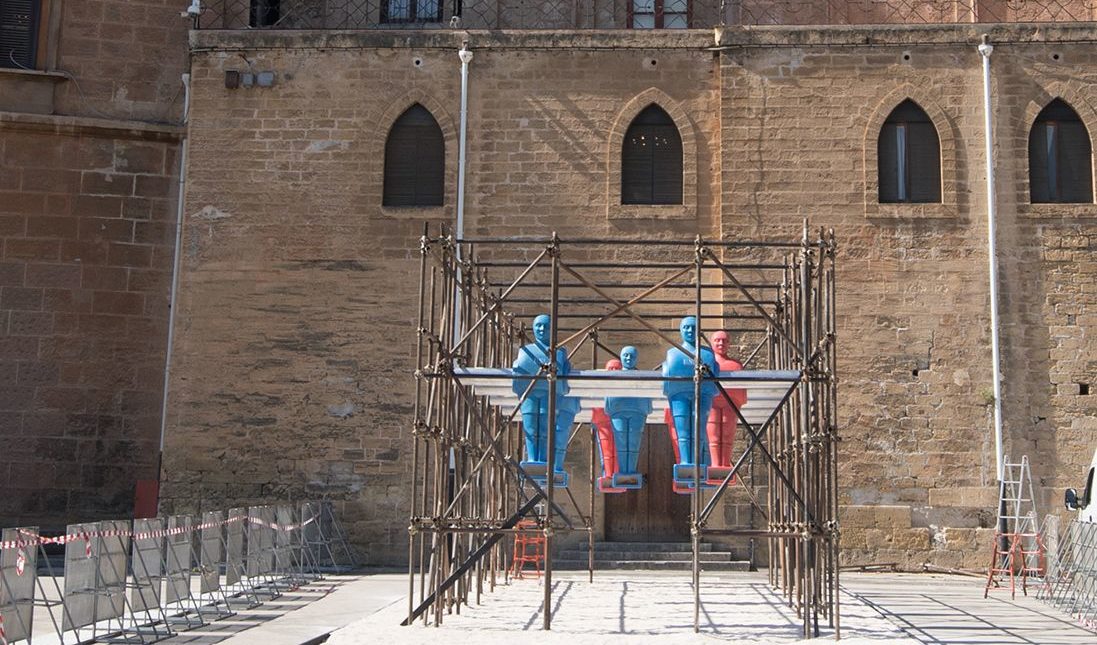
[193, 0, 1097, 30]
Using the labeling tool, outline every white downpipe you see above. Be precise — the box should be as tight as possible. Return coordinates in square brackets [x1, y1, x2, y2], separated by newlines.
[978, 35, 1005, 481]
[159, 73, 191, 453]
[453, 42, 473, 348]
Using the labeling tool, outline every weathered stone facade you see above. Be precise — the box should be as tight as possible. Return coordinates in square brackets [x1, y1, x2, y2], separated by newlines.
[0, 0, 186, 528]
[4, 2, 1095, 570]
[160, 23, 1097, 567]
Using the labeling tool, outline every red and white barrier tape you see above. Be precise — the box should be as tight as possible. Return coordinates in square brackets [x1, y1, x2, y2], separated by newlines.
[1, 513, 316, 554]
[0, 611, 7, 645]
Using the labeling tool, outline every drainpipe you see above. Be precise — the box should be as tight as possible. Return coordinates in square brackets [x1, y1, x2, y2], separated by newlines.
[978, 35, 1005, 482]
[159, 73, 191, 457]
[453, 41, 473, 348]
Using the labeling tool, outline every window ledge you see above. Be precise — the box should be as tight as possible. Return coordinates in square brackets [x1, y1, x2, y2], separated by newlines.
[0, 68, 67, 115]
[379, 204, 451, 219]
[1018, 203, 1097, 218]
[608, 203, 692, 220]
[0, 67, 66, 81]
[865, 202, 956, 219]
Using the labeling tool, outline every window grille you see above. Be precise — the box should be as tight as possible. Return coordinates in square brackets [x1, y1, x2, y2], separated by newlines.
[630, 0, 689, 29]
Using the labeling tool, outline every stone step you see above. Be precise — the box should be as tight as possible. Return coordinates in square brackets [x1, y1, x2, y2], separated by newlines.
[573, 542, 713, 553]
[558, 550, 734, 562]
[552, 559, 751, 572]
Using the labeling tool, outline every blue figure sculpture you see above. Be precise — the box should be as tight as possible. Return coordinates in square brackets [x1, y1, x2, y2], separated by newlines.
[663, 316, 719, 484]
[604, 346, 652, 489]
[512, 314, 572, 482]
[552, 396, 581, 486]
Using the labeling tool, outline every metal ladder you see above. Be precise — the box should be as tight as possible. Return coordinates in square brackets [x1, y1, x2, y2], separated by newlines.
[985, 455, 1047, 598]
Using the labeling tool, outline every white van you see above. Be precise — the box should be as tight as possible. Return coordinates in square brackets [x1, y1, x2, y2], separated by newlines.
[1064, 449, 1097, 524]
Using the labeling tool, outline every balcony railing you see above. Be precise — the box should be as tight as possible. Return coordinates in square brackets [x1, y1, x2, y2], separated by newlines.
[193, 0, 1097, 30]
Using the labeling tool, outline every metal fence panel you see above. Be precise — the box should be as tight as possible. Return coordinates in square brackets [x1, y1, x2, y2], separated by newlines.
[62, 522, 99, 630]
[200, 511, 223, 594]
[274, 505, 295, 575]
[246, 507, 273, 577]
[226, 508, 245, 586]
[130, 519, 165, 613]
[165, 516, 193, 605]
[301, 501, 321, 565]
[0, 527, 38, 643]
[96, 520, 129, 623]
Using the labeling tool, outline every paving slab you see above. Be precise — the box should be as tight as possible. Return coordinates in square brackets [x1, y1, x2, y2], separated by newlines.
[841, 573, 1096, 644]
[213, 573, 405, 645]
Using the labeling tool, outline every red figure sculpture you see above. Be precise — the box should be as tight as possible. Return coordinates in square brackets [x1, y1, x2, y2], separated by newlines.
[707, 331, 748, 483]
[593, 359, 626, 493]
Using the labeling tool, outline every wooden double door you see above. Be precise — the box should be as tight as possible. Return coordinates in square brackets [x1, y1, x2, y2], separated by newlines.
[604, 423, 690, 542]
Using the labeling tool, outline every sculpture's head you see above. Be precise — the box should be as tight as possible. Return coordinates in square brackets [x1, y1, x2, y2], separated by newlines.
[679, 316, 697, 346]
[533, 314, 551, 347]
[605, 359, 622, 371]
[621, 346, 638, 370]
[712, 330, 729, 358]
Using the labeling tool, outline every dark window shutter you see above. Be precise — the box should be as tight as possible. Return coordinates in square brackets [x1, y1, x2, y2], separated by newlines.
[1029, 122, 1052, 203]
[1030, 99, 1093, 204]
[907, 122, 941, 203]
[878, 100, 940, 204]
[622, 128, 654, 204]
[0, 0, 39, 70]
[1058, 119, 1092, 203]
[651, 124, 683, 204]
[383, 104, 445, 207]
[877, 123, 900, 203]
[621, 104, 682, 205]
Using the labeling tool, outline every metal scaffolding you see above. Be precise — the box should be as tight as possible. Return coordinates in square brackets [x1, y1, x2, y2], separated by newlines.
[405, 226, 839, 638]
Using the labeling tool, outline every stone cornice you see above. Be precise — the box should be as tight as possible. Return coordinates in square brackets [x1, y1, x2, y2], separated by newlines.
[0, 111, 184, 142]
[190, 23, 1097, 52]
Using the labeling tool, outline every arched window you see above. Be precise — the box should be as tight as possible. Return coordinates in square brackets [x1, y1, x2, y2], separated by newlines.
[878, 100, 941, 203]
[622, 104, 683, 205]
[383, 104, 444, 207]
[1029, 99, 1092, 204]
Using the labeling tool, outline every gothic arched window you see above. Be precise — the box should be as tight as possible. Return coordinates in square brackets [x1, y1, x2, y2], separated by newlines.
[621, 104, 683, 205]
[383, 104, 445, 207]
[878, 100, 941, 203]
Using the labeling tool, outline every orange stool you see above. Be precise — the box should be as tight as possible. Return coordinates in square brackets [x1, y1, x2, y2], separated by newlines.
[510, 520, 545, 579]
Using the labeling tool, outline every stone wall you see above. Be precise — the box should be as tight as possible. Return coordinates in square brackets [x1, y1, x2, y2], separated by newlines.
[0, 119, 181, 528]
[0, 0, 186, 529]
[166, 24, 1097, 566]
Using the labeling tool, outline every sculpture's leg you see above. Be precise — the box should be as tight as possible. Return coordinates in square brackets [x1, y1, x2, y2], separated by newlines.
[537, 406, 551, 463]
[669, 396, 694, 466]
[665, 409, 681, 464]
[610, 416, 629, 473]
[722, 409, 737, 467]
[521, 409, 540, 463]
[594, 412, 618, 477]
[624, 415, 645, 474]
[698, 397, 713, 467]
[707, 408, 735, 468]
[553, 423, 569, 473]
